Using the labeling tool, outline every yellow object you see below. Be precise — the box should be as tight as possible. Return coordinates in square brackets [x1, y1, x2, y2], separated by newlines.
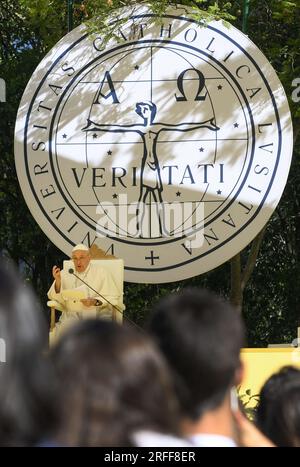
[239, 348, 300, 407]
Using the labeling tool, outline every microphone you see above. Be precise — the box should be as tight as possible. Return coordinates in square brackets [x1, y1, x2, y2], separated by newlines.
[68, 267, 142, 332]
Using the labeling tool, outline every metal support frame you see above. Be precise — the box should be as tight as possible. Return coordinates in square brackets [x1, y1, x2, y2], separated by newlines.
[242, 0, 250, 34]
[67, 0, 74, 32]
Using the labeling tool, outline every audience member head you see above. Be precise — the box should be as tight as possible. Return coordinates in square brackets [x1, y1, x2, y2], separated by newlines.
[256, 365, 300, 447]
[148, 288, 245, 421]
[51, 319, 180, 446]
[0, 259, 57, 446]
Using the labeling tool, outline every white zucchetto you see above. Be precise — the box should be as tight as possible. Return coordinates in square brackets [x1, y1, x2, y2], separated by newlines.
[72, 244, 89, 252]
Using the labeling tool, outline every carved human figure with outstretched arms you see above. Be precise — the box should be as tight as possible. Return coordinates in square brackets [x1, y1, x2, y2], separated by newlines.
[83, 101, 219, 236]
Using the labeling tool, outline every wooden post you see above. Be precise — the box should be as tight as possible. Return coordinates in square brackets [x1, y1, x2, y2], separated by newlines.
[50, 307, 56, 331]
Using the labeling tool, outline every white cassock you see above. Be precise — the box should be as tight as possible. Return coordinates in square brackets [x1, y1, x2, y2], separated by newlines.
[48, 262, 120, 340]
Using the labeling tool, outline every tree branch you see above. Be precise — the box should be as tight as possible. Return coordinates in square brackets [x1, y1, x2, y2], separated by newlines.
[230, 253, 242, 311]
[241, 226, 267, 290]
[293, 117, 300, 146]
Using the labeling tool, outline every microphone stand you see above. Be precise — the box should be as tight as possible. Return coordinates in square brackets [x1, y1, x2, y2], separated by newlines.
[68, 268, 142, 331]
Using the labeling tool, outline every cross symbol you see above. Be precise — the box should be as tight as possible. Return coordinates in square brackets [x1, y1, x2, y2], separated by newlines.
[145, 250, 160, 266]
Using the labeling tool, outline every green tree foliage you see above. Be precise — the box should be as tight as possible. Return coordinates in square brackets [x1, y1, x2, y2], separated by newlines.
[0, 0, 66, 295]
[1, 0, 300, 345]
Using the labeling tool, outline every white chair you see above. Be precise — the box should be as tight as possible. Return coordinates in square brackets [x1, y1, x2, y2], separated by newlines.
[47, 258, 125, 332]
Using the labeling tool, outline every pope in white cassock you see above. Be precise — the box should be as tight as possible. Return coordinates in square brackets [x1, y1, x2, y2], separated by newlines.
[48, 244, 120, 340]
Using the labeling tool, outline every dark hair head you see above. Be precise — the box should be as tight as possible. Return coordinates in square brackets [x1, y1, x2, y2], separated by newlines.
[256, 366, 300, 447]
[148, 288, 245, 420]
[52, 319, 180, 446]
[0, 260, 57, 446]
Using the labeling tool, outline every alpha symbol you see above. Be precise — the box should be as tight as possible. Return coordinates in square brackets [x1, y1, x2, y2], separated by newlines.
[94, 71, 120, 104]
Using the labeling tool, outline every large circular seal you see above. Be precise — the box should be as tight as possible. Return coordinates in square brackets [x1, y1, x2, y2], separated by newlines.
[14, 5, 293, 283]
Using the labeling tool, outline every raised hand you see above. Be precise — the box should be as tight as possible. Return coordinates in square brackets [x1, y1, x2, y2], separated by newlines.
[52, 265, 61, 293]
[232, 410, 275, 447]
